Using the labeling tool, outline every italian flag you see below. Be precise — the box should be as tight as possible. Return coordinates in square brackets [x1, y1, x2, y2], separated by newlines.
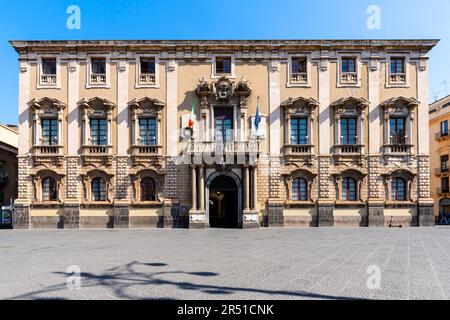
[188, 99, 196, 128]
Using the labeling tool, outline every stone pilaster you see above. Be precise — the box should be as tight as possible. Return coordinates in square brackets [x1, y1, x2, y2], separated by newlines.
[112, 203, 129, 229]
[267, 199, 284, 227]
[418, 201, 435, 227]
[367, 201, 384, 227]
[318, 156, 331, 199]
[63, 203, 80, 229]
[66, 156, 80, 200]
[317, 202, 334, 227]
[13, 203, 30, 229]
[163, 199, 185, 228]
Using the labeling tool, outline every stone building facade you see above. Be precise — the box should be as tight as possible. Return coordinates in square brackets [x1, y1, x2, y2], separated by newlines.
[429, 95, 450, 218]
[10, 40, 437, 229]
[0, 124, 18, 227]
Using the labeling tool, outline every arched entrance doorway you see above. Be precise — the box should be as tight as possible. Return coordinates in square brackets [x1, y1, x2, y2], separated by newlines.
[207, 172, 242, 228]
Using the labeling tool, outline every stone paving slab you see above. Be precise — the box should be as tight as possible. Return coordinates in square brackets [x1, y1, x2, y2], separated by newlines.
[0, 228, 449, 300]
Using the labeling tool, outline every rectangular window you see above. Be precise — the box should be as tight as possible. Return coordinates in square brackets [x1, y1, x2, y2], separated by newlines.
[291, 57, 307, 83]
[441, 155, 449, 173]
[41, 118, 58, 145]
[139, 118, 157, 145]
[290, 118, 308, 145]
[215, 57, 232, 74]
[390, 117, 406, 144]
[292, 57, 307, 74]
[140, 58, 155, 74]
[442, 177, 450, 193]
[90, 118, 107, 146]
[441, 120, 449, 136]
[390, 58, 405, 74]
[91, 58, 106, 75]
[340, 117, 357, 145]
[342, 58, 356, 73]
[42, 58, 57, 75]
[214, 107, 233, 142]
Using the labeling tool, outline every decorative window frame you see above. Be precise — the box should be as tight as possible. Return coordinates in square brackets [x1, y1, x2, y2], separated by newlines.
[36, 54, 61, 89]
[81, 170, 114, 204]
[331, 97, 369, 149]
[333, 169, 366, 203]
[129, 97, 165, 148]
[287, 53, 312, 88]
[86, 54, 111, 89]
[283, 169, 317, 204]
[385, 54, 410, 88]
[380, 97, 419, 154]
[135, 54, 160, 88]
[31, 170, 65, 204]
[79, 97, 115, 147]
[281, 96, 319, 148]
[28, 97, 66, 147]
[131, 169, 164, 204]
[211, 53, 236, 79]
[336, 53, 362, 88]
[383, 169, 416, 203]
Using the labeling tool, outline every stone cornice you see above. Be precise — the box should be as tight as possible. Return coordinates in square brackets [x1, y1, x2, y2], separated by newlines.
[10, 39, 439, 54]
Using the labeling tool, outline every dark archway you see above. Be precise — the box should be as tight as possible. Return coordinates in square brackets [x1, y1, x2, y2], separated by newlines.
[208, 175, 239, 228]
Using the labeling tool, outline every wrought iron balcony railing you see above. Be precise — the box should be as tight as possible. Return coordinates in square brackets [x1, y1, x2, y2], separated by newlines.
[188, 141, 260, 154]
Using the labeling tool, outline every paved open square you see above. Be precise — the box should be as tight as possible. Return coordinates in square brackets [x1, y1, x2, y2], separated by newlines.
[0, 228, 449, 300]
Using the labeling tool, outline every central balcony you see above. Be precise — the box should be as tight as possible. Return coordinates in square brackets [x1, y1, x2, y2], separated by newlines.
[187, 141, 260, 157]
[341, 72, 358, 84]
[291, 72, 308, 84]
[90, 74, 107, 85]
[139, 74, 156, 85]
[283, 144, 313, 163]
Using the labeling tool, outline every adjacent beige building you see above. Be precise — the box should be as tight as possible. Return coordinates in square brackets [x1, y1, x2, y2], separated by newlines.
[429, 95, 450, 219]
[10, 40, 437, 229]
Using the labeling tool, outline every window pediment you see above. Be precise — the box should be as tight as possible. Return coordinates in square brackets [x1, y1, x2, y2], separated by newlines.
[29, 97, 66, 116]
[79, 97, 115, 117]
[333, 168, 366, 181]
[381, 96, 419, 118]
[129, 97, 165, 117]
[331, 97, 369, 117]
[281, 97, 319, 117]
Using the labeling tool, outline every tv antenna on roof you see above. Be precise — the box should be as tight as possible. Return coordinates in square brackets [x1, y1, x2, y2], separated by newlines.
[441, 80, 448, 96]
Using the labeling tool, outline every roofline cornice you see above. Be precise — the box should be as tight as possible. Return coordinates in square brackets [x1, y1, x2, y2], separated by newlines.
[9, 39, 440, 53]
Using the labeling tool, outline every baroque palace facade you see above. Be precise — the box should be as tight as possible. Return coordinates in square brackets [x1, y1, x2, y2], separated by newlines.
[10, 39, 437, 229]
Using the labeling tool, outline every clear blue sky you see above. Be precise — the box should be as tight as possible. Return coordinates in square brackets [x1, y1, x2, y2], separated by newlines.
[1, 0, 449, 125]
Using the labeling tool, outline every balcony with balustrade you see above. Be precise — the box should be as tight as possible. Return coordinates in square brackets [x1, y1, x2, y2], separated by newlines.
[382, 144, 413, 156]
[40, 74, 57, 86]
[81, 144, 113, 166]
[341, 72, 358, 84]
[435, 132, 449, 142]
[333, 144, 364, 164]
[437, 187, 450, 196]
[291, 72, 308, 84]
[187, 140, 260, 164]
[31, 144, 64, 166]
[390, 73, 406, 84]
[130, 144, 163, 167]
[434, 167, 450, 177]
[90, 74, 107, 85]
[139, 73, 156, 85]
[283, 144, 313, 163]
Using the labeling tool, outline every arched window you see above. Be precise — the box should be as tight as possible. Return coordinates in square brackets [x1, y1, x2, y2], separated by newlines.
[92, 178, 106, 201]
[141, 177, 156, 201]
[292, 178, 308, 201]
[392, 177, 406, 201]
[42, 177, 57, 201]
[342, 177, 357, 201]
